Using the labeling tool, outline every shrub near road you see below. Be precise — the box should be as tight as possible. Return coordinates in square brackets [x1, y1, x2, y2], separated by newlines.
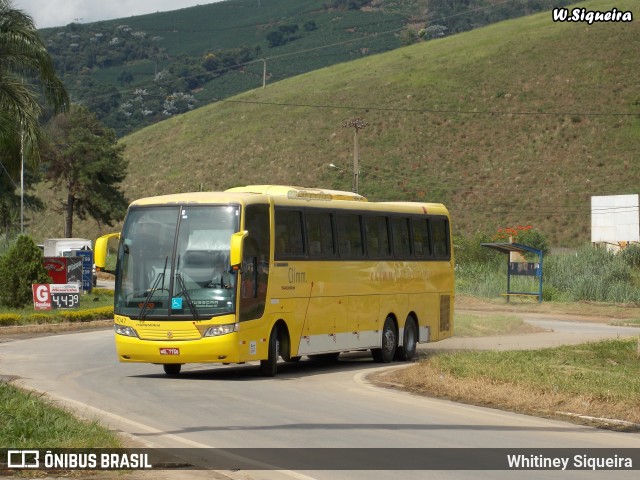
[0, 236, 50, 309]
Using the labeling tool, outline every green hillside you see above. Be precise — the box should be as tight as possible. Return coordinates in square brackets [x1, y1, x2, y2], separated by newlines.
[39, 0, 416, 134]
[34, 0, 639, 247]
[39, 0, 573, 135]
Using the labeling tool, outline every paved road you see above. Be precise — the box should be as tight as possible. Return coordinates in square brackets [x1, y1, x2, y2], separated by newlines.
[1, 319, 639, 480]
[426, 316, 639, 351]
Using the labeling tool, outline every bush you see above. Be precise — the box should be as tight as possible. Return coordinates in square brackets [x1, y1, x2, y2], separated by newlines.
[0, 314, 21, 326]
[516, 228, 549, 257]
[27, 313, 57, 324]
[59, 306, 113, 322]
[453, 231, 501, 268]
[621, 243, 640, 269]
[0, 235, 50, 309]
[544, 245, 640, 303]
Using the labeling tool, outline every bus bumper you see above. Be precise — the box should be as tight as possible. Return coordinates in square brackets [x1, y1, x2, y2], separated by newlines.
[115, 333, 241, 364]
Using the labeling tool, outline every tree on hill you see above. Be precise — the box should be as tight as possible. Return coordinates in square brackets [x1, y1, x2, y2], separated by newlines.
[43, 106, 129, 237]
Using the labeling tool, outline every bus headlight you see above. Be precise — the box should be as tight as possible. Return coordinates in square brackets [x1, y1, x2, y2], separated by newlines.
[203, 323, 238, 337]
[114, 324, 139, 338]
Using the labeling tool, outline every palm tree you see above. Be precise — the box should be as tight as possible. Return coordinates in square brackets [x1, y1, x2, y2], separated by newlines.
[0, 0, 68, 168]
[0, 0, 68, 238]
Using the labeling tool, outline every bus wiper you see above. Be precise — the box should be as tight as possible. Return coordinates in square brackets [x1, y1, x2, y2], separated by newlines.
[174, 254, 200, 320]
[174, 272, 200, 320]
[139, 256, 168, 320]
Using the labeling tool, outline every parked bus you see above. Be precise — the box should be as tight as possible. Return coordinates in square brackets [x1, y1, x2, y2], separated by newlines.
[96, 185, 454, 377]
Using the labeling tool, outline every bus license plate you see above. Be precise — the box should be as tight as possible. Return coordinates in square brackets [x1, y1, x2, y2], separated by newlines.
[160, 348, 180, 355]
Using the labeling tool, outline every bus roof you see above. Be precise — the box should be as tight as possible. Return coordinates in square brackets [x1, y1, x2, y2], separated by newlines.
[225, 185, 368, 202]
[129, 186, 449, 217]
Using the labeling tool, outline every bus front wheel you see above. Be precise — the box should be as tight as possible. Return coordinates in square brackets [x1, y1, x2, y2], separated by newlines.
[260, 326, 279, 377]
[372, 317, 397, 363]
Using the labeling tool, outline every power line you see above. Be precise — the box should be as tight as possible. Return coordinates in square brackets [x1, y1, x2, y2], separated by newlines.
[213, 97, 639, 117]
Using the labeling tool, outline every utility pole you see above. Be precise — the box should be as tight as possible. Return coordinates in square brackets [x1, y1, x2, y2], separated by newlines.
[341, 118, 369, 194]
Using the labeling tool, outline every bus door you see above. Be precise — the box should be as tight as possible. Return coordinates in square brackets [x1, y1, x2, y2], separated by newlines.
[237, 205, 270, 359]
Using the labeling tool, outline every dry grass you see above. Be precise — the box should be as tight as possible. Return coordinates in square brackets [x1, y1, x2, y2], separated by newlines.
[379, 364, 640, 428]
[379, 338, 640, 430]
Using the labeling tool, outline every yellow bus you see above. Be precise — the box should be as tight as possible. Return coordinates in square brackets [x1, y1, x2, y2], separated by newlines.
[97, 185, 454, 377]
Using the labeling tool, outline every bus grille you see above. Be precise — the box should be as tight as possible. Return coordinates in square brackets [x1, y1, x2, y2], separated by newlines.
[439, 295, 451, 332]
[136, 328, 201, 341]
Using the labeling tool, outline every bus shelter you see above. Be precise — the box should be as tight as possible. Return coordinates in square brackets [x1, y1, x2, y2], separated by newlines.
[481, 242, 543, 303]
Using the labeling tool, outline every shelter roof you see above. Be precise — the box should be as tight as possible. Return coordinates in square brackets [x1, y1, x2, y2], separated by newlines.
[480, 242, 542, 256]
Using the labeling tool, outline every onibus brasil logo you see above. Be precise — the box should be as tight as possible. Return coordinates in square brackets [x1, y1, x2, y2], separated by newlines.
[5, 449, 152, 470]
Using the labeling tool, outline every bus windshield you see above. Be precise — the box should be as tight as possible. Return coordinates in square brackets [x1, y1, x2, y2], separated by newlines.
[115, 205, 240, 320]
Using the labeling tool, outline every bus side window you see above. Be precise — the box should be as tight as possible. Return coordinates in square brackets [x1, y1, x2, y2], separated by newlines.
[336, 213, 364, 258]
[431, 218, 450, 259]
[365, 216, 390, 258]
[391, 216, 411, 258]
[306, 211, 335, 258]
[412, 217, 431, 257]
[275, 209, 305, 258]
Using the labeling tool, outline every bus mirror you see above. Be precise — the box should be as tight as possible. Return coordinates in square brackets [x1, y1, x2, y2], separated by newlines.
[95, 232, 120, 272]
[229, 231, 248, 270]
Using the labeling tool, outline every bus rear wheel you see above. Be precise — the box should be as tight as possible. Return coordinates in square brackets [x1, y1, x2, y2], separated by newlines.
[163, 364, 181, 375]
[372, 317, 397, 363]
[395, 317, 417, 361]
[260, 325, 280, 377]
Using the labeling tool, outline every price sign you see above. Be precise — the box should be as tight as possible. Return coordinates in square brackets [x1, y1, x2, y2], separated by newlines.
[52, 293, 80, 309]
[49, 284, 81, 309]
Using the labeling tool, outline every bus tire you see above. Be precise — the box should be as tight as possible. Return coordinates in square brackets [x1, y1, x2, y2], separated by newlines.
[260, 326, 279, 377]
[372, 317, 397, 363]
[163, 364, 181, 375]
[395, 317, 417, 361]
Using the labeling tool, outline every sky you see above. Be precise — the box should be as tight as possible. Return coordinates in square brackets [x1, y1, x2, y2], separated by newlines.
[14, 0, 224, 29]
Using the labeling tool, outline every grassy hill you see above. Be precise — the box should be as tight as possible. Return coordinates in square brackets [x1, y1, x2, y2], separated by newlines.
[39, 0, 573, 135]
[33, 0, 639, 248]
[39, 0, 418, 134]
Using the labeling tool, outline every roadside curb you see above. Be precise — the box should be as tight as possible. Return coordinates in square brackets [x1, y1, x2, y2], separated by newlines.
[0, 319, 112, 339]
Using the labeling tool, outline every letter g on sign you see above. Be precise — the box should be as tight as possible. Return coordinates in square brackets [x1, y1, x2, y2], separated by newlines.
[32, 284, 52, 310]
[35, 285, 50, 302]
